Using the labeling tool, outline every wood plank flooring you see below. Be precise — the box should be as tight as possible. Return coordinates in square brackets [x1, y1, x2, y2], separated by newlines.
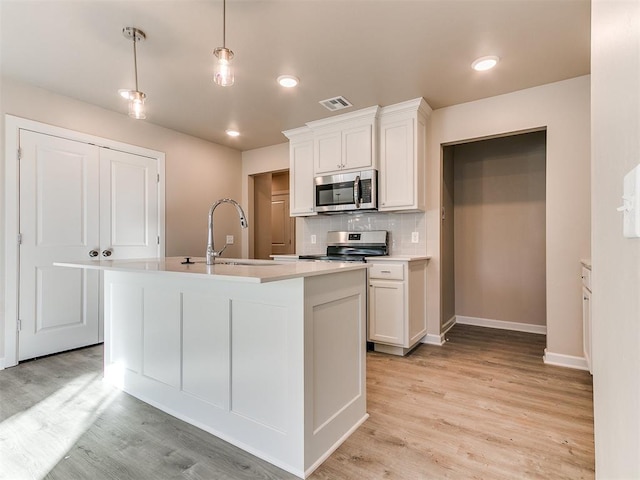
[0, 324, 594, 479]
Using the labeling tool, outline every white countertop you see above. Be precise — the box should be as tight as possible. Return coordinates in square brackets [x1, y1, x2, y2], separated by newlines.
[271, 254, 431, 262]
[55, 256, 368, 284]
[366, 255, 431, 262]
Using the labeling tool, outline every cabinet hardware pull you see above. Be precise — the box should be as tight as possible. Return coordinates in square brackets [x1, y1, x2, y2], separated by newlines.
[381, 270, 391, 273]
[88, 249, 99, 257]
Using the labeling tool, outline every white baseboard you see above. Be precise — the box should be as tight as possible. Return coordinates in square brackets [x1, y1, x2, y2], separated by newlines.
[543, 349, 590, 371]
[442, 315, 456, 334]
[0, 356, 5, 370]
[456, 315, 547, 335]
[421, 333, 445, 346]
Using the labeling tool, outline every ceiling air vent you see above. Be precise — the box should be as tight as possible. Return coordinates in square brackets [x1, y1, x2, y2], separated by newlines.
[319, 96, 353, 112]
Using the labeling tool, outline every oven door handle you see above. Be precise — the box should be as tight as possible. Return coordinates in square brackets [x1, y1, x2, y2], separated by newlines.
[353, 175, 361, 209]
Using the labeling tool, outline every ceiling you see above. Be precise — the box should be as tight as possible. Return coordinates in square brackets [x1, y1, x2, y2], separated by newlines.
[0, 0, 591, 151]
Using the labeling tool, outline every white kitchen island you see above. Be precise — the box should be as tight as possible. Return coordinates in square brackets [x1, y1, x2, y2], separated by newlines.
[56, 257, 368, 478]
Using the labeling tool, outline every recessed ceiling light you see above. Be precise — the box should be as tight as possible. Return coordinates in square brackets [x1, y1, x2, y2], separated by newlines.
[225, 129, 240, 137]
[277, 75, 299, 88]
[472, 56, 500, 71]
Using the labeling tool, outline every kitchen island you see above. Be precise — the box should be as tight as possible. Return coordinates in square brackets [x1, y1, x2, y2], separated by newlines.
[55, 257, 368, 478]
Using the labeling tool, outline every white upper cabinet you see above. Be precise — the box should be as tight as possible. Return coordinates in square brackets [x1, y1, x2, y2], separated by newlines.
[283, 126, 316, 217]
[307, 106, 379, 175]
[378, 98, 431, 212]
[283, 98, 431, 216]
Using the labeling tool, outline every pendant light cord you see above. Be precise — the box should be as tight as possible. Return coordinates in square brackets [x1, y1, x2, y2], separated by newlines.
[222, 0, 226, 48]
[133, 32, 139, 91]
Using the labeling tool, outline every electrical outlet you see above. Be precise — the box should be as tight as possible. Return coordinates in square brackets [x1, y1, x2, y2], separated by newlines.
[411, 231, 419, 243]
[226, 235, 234, 245]
[311, 234, 317, 244]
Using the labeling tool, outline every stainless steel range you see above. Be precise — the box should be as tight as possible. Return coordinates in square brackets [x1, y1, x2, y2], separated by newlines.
[299, 230, 388, 262]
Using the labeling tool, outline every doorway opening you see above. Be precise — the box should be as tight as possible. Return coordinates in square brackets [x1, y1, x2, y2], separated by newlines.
[250, 170, 296, 259]
[441, 130, 547, 335]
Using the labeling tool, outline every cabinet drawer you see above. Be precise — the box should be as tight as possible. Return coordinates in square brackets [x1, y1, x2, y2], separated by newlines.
[369, 263, 404, 280]
[581, 266, 591, 291]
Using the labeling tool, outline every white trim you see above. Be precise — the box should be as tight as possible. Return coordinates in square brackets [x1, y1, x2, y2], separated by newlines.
[0, 357, 5, 370]
[304, 413, 369, 478]
[3, 114, 166, 367]
[421, 333, 445, 346]
[543, 348, 590, 371]
[442, 315, 456, 333]
[456, 315, 547, 335]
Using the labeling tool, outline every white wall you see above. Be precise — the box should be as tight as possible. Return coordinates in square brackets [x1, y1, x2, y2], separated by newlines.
[591, 1, 640, 476]
[0, 78, 242, 364]
[427, 76, 591, 359]
[0, 2, 5, 367]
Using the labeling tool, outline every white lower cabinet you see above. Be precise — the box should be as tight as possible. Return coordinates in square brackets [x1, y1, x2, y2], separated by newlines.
[369, 279, 405, 345]
[368, 258, 427, 355]
[581, 264, 592, 374]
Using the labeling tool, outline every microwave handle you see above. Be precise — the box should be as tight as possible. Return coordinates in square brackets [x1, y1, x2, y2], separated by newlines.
[353, 175, 361, 208]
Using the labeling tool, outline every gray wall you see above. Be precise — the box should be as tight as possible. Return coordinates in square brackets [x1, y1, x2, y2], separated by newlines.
[441, 147, 455, 327]
[452, 132, 546, 326]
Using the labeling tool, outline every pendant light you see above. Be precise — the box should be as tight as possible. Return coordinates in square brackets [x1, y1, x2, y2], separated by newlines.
[118, 27, 147, 119]
[213, 0, 234, 86]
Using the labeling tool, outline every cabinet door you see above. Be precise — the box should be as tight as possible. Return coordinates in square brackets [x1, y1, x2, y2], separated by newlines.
[100, 148, 160, 260]
[379, 117, 415, 211]
[18, 131, 101, 360]
[583, 287, 592, 374]
[290, 139, 316, 216]
[18, 130, 163, 361]
[314, 130, 342, 175]
[342, 124, 373, 171]
[368, 279, 404, 345]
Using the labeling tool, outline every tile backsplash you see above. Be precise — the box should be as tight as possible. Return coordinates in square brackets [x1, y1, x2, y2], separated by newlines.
[297, 211, 426, 256]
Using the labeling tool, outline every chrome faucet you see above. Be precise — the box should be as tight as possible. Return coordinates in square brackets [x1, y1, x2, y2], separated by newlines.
[206, 198, 248, 265]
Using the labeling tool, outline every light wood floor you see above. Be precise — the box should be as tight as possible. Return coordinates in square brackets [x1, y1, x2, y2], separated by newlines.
[0, 324, 594, 479]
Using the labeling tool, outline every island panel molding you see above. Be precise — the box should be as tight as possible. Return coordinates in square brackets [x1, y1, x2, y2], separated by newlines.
[92, 259, 368, 478]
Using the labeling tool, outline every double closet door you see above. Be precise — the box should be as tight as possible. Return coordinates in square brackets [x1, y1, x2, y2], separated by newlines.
[18, 130, 161, 360]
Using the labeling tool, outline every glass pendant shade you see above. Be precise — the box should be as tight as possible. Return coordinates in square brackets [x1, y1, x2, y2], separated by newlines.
[118, 27, 147, 119]
[127, 91, 146, 119]
[214, 47, 234, 86]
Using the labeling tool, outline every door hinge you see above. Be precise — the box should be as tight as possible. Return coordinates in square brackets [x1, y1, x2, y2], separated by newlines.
[157, 173, 160, 183]
[157, 235, 160, 245]
[17, 148, 22, 160]
[17, 233, 22, 245]
[17, 319, 22, 331]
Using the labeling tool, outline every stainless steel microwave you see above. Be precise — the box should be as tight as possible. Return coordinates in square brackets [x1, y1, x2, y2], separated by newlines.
[314, 169, 378, 213]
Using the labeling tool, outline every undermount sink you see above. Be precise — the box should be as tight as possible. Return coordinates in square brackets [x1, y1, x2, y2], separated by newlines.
[215, 260, 277, 266]
[183, 258, 278, 266]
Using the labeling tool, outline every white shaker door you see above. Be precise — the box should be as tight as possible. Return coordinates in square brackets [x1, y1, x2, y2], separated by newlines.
[18, 130, 101, 360]
[99, 148, 159, 260]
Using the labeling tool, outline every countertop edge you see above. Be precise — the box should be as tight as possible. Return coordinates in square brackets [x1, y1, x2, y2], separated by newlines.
[54, 257, 369, 283]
